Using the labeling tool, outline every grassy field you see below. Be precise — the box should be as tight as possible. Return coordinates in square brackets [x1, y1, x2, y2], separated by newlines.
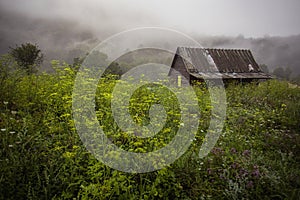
[1, 61, 300, 199]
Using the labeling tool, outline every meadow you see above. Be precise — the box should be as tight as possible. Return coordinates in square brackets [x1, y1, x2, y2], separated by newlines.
[0, 60, 300, 199]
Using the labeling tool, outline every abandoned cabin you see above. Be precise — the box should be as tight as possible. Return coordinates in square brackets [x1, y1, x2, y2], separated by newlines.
[168, 47, 272, 86]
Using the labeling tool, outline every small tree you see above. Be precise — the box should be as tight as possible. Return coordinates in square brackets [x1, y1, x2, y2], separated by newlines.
[284, 67, 292, 80]
[273, 66, 292, 80]
[259, 64, 269, 73]
[9, 43, 43, 74]
[273, 67, 285, 79]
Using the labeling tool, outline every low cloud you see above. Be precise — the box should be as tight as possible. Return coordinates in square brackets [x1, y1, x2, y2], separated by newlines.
[0, 0, 299, 75]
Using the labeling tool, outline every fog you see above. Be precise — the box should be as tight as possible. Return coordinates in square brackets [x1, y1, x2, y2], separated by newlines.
[0, 0, 300, 74]
[2, 0, 300, 37]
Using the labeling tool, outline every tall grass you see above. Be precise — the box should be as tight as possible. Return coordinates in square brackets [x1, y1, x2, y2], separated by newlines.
[0, 61, 299, 199]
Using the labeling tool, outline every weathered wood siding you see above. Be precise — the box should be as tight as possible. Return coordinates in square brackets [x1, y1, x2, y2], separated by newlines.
[168, 55, 190, 86]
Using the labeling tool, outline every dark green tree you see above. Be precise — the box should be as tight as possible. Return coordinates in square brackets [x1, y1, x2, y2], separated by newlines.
[273, 66, 292, 80]
[259, 64, 269, 73]
[292, 74, 300, 85]
[84, 50, 108, 68]
[9, 43, 44, 74]
[284, 67, 292, 80]
[273, 67, 285, 79]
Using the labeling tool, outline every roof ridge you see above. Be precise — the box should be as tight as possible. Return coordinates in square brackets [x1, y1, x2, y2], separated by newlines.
[177, 47, 251, 51]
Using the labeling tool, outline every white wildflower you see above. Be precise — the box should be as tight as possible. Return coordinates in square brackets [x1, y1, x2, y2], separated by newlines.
[11, 111, 17, 115]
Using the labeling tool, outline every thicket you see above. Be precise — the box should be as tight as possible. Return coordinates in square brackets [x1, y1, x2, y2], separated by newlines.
[0, 57, 299, 199]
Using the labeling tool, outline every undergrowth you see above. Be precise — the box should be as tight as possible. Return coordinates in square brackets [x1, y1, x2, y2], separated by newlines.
[0, 59, 299, 199]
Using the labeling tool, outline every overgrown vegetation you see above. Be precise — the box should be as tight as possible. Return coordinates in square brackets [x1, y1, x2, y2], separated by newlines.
[9, 43, 43, 75]
[0, 55, 300, 199]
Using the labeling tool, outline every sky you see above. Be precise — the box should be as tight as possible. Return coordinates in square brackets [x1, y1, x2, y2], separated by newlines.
[1, 0, 300, 37]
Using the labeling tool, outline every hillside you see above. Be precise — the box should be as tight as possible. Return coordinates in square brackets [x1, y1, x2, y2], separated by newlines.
[0, 61, 299, 199]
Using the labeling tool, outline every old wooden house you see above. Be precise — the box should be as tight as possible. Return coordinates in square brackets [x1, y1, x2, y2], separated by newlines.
[168, 47, 272, 85]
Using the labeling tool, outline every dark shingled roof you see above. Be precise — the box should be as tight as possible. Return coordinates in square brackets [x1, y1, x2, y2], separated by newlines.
[175, 47, 272, 79]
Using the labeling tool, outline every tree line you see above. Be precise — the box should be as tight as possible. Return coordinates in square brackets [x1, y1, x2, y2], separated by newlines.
[3, 42, 300, 84]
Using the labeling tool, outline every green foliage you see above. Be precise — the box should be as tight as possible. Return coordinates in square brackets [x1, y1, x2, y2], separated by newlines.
[291, 74, 300, 85]
[259, 64, 269, 73]
[273, 66, 292, 80]
[84, 50, 108, 68]
[0, 62, 299, 199]
[9, 43, 44, 74]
